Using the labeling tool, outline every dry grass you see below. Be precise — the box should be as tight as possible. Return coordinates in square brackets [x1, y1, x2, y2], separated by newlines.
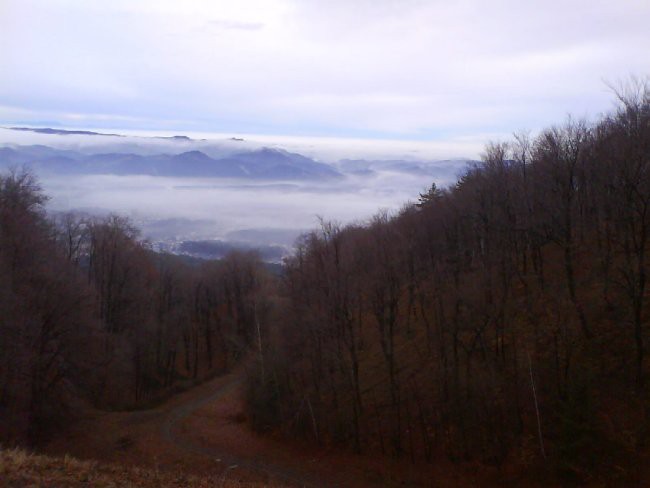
[0, 447, 283, 487]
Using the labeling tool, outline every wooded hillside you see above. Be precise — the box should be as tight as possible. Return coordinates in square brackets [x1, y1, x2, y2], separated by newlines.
[244, 81, 650, 484]
[0, 172, 272, 444]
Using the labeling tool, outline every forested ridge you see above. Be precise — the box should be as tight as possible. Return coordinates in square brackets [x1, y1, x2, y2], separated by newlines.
[1, 81, 649, 484]
[245, 82, 650, 483]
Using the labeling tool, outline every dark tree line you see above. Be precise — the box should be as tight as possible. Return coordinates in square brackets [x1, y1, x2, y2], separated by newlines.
[0, 171, 272, 444]
[246, 81, 650, 482]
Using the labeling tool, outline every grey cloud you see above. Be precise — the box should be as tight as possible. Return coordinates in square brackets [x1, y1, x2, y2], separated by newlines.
[1, 0, 648, 142]
[207, 19, 265, 31]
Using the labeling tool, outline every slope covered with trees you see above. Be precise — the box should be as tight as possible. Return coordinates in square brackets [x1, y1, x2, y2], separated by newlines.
[0, 171, 273, 444]
[245, 82, 650, 483]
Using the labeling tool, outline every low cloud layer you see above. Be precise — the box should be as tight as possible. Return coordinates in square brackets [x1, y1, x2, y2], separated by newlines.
[40, 170, 453, 248]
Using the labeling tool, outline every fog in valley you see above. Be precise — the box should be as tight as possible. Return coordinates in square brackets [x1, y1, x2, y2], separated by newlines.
[0, 127, 472, 260]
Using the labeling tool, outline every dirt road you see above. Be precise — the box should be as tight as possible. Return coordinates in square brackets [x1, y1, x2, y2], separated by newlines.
[161, 375, 327, 487]
[44, 370, 460, 487]
[43, 370, 359, 487]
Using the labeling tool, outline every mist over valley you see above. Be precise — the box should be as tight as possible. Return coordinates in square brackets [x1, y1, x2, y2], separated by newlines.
[0, 126, 472, 261]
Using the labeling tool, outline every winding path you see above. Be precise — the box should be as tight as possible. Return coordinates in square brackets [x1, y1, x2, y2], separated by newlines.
[161, 374, 331, 488]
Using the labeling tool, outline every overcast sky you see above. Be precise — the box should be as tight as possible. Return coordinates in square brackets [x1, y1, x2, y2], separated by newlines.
[1, 0, 649, 150]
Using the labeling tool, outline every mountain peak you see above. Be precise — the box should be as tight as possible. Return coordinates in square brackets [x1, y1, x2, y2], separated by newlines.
[175, 150, 211, 160]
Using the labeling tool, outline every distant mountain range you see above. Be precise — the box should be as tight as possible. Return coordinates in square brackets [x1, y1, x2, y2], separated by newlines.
[0, 126, 476, 182]
[336, 158, 468, 178]
[0, 144, 342, 180]
[175, 239, 288, 262]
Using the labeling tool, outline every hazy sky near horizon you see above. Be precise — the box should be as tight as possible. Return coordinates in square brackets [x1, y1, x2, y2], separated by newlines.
[1, 0, 649, 149]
